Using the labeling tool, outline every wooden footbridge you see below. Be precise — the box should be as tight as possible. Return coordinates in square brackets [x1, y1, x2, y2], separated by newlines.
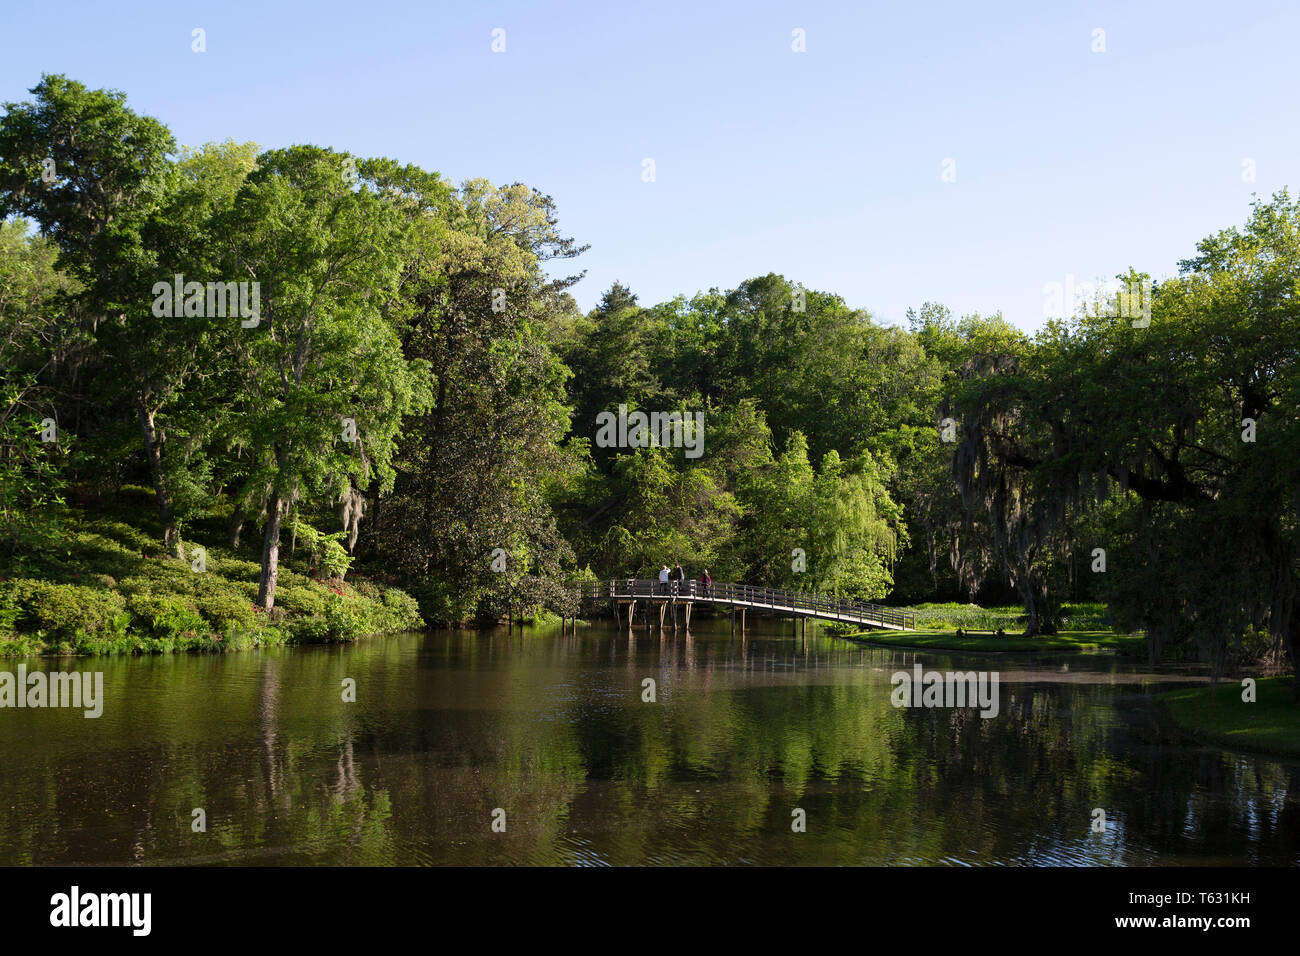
[572, 578, 916, 634]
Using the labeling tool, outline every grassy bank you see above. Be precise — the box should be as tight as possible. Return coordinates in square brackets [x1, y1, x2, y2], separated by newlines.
[1158, 677, 1300, 758]
[896, 601, 1114, 633]
[841, 627, 1146, 655]
[0, 488, 423, 658]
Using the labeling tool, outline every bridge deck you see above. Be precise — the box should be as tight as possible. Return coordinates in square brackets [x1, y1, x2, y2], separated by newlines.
[575, 579, 915, 631]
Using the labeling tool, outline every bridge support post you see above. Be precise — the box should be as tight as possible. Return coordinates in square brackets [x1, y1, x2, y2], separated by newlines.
[659, 602, 666, 630]
[684, 603, 692, 629]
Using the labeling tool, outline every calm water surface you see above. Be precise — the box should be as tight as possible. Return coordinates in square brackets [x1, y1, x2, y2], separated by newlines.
[1, 618, 1297, 866]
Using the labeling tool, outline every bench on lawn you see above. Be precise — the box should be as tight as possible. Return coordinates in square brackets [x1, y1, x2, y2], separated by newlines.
[955, 627, 1006, 638]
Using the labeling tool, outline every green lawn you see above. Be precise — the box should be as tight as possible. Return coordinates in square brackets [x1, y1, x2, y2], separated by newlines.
[1158, 676, 1300, 758]
[842, 627, 1147, 655]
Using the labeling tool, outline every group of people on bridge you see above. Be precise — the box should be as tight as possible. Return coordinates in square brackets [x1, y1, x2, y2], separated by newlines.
[658, 564, 711, 597]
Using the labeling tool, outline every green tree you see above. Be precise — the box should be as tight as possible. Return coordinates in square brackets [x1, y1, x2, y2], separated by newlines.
[218, 146, 432, 610]
[0, 221, 75, 554]
[0, 75, 186, 554]
[366, 172, 584, 623]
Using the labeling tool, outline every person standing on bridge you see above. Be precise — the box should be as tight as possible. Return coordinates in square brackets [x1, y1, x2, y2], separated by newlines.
[672, 563, 685, 597]
[701, 569, 711, 596]
[659, 565, 670, 595]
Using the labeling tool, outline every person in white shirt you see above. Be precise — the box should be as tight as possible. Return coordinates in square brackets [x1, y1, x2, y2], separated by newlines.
[658, 565, 670, 594]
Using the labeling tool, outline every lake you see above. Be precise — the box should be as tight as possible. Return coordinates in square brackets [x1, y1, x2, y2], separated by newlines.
[1, 616, 1296, 865]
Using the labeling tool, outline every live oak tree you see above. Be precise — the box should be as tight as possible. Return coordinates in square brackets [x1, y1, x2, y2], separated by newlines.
[218, 146, 432, 610]
[948, 194, 1300, 688]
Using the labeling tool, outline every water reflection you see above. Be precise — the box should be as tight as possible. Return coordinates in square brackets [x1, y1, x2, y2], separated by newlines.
[0, 617, 1296, 866]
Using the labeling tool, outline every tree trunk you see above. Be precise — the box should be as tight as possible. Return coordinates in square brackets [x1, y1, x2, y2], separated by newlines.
[257, 493, 283, 611]
[228, 504, 245, 549]
[1019, 579, 1040, 637]
[136, 398, 183, 559]
[1147, 620, 1164, 668]
[1287, 611, 1300, 705]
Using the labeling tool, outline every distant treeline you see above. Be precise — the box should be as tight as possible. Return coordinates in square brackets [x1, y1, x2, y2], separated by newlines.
[1, 75, 1297, 690]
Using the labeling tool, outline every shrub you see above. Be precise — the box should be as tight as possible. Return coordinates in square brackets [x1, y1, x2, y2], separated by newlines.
[291, 519, 353, 580]
[324, 596, 368, 640]
[195, 594, 257, 631]
[0, 594, 19, 635]
[127, 594, 207, 640]
[276, 586, 327, 617]
[288, 615, 330, 643]
[0, 633, 45, 657]
[349, 578, 383, 601]
[6, 579, 130, 640]
[210, 556, 263, 582]
[379, 588, 423, 630]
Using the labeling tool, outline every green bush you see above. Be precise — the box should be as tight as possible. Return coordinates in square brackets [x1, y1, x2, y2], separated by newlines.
[349, 578, 383, 600]
[5, 579, 130, 639]
[288, 615, 330, 643]
[291, 519, 353, 580]
[379, 588, 423, 629]
[0, 594, 20, 635]
[209, 556, 263, 582]
[79, 518, 156, 556]
[0, 633, 45, 657]
[195, 593, 257, 631]
[127, 594, 207, 640]
[219, 625, 277, 651]
[276, 586, 327, 617]
[324, 597, 368, 640]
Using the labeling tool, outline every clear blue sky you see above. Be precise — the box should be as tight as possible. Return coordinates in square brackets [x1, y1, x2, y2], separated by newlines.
[4, 0, 1297, 329]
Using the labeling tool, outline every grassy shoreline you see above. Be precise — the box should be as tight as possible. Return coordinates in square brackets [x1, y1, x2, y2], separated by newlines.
[1158, 677, 1300, 759]
[840, 627, 1146, 655]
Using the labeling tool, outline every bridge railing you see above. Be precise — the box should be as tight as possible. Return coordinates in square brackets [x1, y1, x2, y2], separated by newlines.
[571, 579, 915, 630]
